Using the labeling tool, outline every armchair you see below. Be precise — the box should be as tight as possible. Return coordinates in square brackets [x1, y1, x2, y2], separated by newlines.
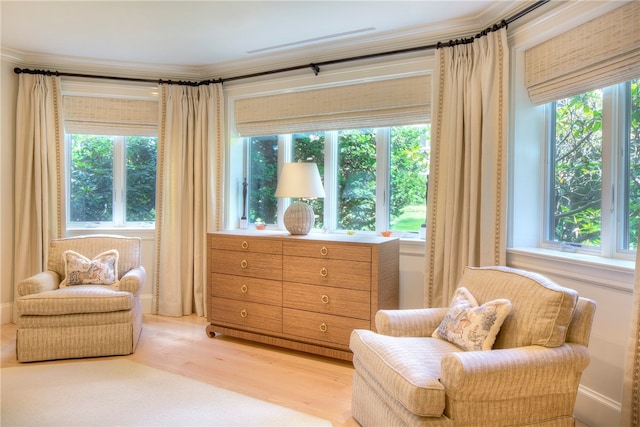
[15, 235, 145, 362]
[350, 266, 596, 426]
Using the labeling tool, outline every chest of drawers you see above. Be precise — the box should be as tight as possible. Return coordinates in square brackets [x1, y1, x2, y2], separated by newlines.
[206, 231, 399, 361]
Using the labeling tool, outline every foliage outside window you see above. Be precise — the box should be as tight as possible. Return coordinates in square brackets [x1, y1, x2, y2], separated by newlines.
[548, 78, 639, 252]
[247, 125, 429, 234]
[69, 134, 157, 227]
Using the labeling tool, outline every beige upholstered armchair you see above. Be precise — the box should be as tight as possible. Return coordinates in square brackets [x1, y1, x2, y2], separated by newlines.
[350, 266, 596, 426]
[15, 235, 145, 362]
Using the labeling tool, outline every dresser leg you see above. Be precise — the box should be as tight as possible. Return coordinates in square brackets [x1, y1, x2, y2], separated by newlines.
[205, 324, 217, 338]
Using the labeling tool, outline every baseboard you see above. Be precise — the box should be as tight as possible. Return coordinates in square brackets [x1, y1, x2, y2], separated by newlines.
[1, 301, 15, 324]
[140, 294, 153, 314]
[1, 296, 155, 325]
[575, 383, 620, 426]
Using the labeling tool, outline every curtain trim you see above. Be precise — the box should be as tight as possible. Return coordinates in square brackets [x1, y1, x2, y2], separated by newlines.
[153, 87, 168, 315]
[426, 50, 446, 307]
[53, 77, 64, 239]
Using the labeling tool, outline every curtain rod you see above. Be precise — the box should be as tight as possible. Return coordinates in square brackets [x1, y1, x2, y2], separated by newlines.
[14, 0, 549, 86]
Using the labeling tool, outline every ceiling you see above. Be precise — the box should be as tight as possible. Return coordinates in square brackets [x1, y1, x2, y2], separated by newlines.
[1, 1, 545, 79]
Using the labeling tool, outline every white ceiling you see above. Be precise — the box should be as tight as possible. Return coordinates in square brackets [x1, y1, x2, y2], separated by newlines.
[1, 1, 544, 79]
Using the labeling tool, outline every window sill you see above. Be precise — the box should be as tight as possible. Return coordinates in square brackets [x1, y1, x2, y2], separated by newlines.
[507, 247, 635, 293]
[66, 227, 155, 240]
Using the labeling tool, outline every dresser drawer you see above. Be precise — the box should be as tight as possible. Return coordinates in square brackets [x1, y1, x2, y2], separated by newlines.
[211, 273, 282, 306]
[283, 282, 370, 320]
[210, 298, 282, 333]
[210, 234, 282, 255]
[283, 256, 370, 290]
[283, 241, 370, 262]
[210, 250, 282, 281]
[283, 308, 370, 347]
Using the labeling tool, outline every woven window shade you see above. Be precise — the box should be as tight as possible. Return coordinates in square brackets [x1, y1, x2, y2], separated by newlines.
[525, 1, 640, 105]
[235, 75, 430, 136]
[63, 96, 159, 136]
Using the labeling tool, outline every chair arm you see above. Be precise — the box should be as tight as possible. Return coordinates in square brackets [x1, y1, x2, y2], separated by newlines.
[375, 307, 449, 337]
[119, 266, 146, 295]
[440, 343, 590, 400]
[17, 271, 60, 296]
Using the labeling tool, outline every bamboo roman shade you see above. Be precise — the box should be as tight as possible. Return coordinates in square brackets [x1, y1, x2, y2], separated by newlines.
[63, 96, 159, 136]
[525, 1, 640, 105]
[234, 75, 430, 136]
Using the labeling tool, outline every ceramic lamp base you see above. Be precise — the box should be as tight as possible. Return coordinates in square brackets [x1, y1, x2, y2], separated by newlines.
[283, 201, 315, 235]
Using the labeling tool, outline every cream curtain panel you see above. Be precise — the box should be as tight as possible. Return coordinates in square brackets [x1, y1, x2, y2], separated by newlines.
[525, 1, 640, 105]
[425, 28, 508, 307]
[623, 224, 640, 426]
[234, 75, 430, 136]
[154, 83, 224, 317]
[13, 74, 65, 299]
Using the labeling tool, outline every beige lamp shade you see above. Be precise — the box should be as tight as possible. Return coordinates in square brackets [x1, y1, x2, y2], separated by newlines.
[275, 163, 325, 235]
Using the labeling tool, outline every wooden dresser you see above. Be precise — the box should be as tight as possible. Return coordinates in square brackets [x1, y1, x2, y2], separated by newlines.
[206, 231, 399, 361]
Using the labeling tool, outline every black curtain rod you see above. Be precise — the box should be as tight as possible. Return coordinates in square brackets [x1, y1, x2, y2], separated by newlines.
[14, 0, 549, 86]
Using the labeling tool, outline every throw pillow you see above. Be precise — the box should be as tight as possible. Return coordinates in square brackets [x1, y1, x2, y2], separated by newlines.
[432, 287, 511, 351]
[60, 249, 119, 288]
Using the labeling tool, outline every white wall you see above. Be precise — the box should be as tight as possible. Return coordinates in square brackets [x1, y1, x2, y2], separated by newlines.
[0, 56, 18, 324]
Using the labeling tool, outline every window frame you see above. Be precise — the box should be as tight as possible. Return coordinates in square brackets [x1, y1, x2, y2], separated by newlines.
[65, 134, 157, 230]
[244, 126, 428, 237]
[543, 81, 637, 260]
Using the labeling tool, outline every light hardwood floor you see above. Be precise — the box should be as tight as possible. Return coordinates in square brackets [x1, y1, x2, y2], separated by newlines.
[1, 314, 358, 426]
[1, 315, 589, 427]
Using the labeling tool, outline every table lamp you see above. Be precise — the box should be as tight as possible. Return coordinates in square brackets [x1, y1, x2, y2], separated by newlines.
[275, 162, 325, 235]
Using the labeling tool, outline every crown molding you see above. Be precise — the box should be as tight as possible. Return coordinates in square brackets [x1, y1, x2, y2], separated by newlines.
[2, 0, 554, 84]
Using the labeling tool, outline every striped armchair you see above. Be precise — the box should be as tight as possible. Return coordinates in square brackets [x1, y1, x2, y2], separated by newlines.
[15, 235, 145, 362]
[350, 266, 596, 426]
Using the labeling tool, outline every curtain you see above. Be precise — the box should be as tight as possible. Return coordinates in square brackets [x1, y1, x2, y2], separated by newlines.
[622, 225, 640, 426]
[424, 28, 509, 307]
[154, 83, 224, 317]
[13, 74, 65, 296]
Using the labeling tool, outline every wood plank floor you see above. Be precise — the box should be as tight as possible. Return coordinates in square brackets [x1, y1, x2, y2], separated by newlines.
[1, 314, 589, 427]
[1, 314, 358, 426]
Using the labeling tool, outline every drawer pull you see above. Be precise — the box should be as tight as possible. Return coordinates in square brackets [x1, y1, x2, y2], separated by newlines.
[320, 246, 328, 256]
[241, 284, 248, 294]
[320, 267, 328, 277]
[319, 323, 328, 333]
[240, 309, 248, 318]
[241, 241, 249, 250]
[321, 294, 329, 304]
[241, 259, 248, 269]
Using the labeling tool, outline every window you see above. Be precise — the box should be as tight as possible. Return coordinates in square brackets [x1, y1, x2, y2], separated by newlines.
[62, 83, 159, 230]
[546, 78, 639, 254]
[68, 134, 157, 227]
[246, 125, 429, 235]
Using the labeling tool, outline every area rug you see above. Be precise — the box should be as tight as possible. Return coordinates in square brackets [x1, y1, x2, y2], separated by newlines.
[1, 359, 332, 427]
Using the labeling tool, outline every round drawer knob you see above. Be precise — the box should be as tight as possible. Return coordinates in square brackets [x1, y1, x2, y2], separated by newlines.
[241, 259, 248, 269]
[319, 323, 328, 333]
[320, 267, 328, 277]
[241, 241, 249, 250]
[321, 294, 329, 304]
[320, 246, 328, 256]
[240, 309, 248, 318]
[241, 284, 248, 294]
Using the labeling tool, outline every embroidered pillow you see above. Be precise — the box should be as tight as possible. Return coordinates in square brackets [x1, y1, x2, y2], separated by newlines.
[432, 287, 511, 351]
[60, 249, 119, 288]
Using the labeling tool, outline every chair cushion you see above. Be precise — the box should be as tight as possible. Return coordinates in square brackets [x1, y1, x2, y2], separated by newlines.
[459, 266, 579, 348]
[432, 287, 512, 351]
[350, 329, 462, 417]
[16, 285, 135, 316]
